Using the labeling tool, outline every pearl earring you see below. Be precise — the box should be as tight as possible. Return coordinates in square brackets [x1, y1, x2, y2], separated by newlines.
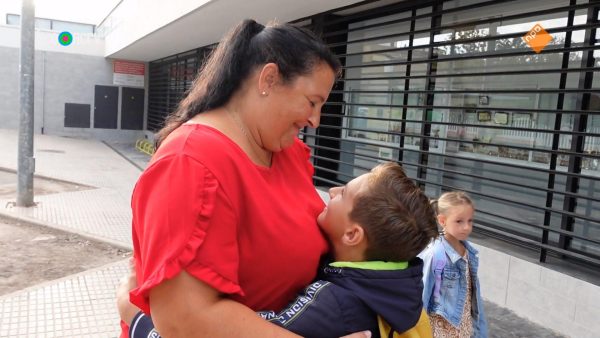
[261, 91, 268, 96]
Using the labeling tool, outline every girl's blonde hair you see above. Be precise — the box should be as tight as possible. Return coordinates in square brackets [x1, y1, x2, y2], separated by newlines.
[431, 191, 474, 216]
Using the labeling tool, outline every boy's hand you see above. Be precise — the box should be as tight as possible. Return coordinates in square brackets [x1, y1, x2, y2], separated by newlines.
[116, 258, 141, 325]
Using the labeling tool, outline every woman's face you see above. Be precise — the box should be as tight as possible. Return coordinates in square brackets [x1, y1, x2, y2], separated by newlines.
[261, 62, 336, 152]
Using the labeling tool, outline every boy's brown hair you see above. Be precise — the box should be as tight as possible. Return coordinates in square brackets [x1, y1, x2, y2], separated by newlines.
[349, 162, 438, 261]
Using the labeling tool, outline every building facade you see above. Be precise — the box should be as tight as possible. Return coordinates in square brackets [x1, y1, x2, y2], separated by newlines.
[142, 1, 600, 336]
[2, 0, 599, 336]
[0, 8, 151, 141]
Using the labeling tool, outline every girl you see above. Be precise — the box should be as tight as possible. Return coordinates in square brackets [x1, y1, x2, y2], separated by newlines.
[419, 191, 488, 337]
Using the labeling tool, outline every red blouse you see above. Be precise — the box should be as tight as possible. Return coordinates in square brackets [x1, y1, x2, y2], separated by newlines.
[129, 124, 328, 316]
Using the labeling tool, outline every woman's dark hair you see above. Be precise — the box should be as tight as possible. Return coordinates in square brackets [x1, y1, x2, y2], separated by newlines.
[156, 19, 341, 147]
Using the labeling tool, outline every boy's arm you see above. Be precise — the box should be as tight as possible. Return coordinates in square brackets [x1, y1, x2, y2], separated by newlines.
[130, 280, 347, 338]
[129, 312, 161, 338]
[258, 280, 352, 338]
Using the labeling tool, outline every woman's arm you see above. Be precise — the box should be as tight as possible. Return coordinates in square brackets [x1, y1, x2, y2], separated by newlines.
[119, 271, 372, 338]
[150, 270, 302, 338]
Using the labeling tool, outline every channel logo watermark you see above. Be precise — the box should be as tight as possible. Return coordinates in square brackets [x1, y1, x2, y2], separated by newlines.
[522, 23, 552, 53]
[58, 31, 73, 46]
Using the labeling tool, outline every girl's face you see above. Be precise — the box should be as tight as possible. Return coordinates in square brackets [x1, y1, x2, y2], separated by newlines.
[438, 204, 474, 242]
[260, 62, 336, 152]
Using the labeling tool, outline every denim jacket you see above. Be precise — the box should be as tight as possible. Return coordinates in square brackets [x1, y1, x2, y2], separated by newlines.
[418, 237, 488, 337]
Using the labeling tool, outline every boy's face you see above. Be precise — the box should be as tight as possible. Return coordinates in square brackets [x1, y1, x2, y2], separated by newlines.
[317, 173, 371, 244]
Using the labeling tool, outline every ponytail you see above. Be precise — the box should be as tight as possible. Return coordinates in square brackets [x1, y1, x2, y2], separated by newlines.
[156, 20, 265, 146]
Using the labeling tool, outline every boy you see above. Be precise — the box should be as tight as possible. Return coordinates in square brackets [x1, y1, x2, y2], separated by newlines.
[121, 162, 438, 337]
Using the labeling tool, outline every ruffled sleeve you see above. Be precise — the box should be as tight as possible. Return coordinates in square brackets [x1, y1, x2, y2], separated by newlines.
[296, 138, 315, 177]
[129, 154, 241, 314]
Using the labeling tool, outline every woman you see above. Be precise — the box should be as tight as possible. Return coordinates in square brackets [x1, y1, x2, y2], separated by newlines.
[121, 19, 368, 337]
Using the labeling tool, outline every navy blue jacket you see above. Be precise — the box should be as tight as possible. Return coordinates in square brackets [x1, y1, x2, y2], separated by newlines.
[258, 258, 425, 338]
[129, 258, 425, 338]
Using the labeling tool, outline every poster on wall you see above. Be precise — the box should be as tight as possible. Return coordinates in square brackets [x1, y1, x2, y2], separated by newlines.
[113, 60, 145, 87]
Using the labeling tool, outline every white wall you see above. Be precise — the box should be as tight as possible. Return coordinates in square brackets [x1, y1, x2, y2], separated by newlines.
[0, 0, 120, 26]
[102, 0, 212, 57]
[476, 244, 599, 338]
[0, 44, 105, 132]
[0, 46, 19, 131]
[0, 43, 146, 142]
[0, 25, 104, 56]
[102, 0, 365, 61]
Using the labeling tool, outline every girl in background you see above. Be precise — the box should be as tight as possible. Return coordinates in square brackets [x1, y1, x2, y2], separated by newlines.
[419, 191, 488, 338]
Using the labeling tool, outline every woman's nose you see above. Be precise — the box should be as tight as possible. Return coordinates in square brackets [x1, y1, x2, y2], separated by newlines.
[307, 110, 321, 128]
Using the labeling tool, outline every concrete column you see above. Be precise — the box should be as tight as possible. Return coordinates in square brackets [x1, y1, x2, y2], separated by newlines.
[17, 0, 36, 207]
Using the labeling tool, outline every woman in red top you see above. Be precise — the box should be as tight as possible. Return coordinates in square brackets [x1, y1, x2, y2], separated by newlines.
[119, 19, 368, 337]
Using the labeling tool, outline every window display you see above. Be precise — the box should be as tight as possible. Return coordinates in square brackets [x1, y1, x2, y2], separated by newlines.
[493, 112, 509, 125]
[477, 111, 491, 122]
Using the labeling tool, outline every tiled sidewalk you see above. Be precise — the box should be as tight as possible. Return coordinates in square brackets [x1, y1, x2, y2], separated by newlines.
[0, 259, 129, 338]
[0, 129, 143, 338]
[0, 130, 142, 248]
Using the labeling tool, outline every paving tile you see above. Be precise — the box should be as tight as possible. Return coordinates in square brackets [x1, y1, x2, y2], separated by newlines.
[0, 259, 128, 338]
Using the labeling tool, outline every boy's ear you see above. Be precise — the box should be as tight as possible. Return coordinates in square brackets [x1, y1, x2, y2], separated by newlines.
[341, 224, 365, 247]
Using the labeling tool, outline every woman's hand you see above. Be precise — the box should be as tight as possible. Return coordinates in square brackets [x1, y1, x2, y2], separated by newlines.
[341, 331, 371, 338]
[116, 258, 141, 325]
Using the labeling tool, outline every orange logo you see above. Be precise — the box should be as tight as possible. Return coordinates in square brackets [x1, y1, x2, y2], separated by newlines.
[523, 23, 552, 53]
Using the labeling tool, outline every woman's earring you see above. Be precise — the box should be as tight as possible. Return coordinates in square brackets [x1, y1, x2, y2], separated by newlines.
[261, 91, 268, 96]
[439, 227, 445, 236]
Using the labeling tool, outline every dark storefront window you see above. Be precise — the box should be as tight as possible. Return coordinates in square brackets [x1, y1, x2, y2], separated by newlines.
[147, 47, 212, 131]
[306, 0, 600, 268]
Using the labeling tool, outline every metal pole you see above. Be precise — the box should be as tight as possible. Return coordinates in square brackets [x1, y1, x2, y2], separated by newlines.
[17, 0, 35, 207]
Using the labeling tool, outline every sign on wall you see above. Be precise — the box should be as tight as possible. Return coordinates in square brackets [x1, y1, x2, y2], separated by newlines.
[113, 60, 145, 87]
